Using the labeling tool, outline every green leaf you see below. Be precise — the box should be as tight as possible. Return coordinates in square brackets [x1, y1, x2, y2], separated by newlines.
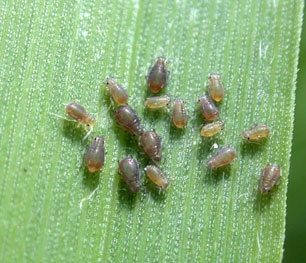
[0, 0, 303, 262]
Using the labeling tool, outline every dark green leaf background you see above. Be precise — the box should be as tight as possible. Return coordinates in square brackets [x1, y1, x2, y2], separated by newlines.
[0, 0, 303, 262]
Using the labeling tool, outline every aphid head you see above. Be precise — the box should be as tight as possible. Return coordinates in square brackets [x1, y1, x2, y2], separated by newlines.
[156, 57, 167, 65]
[209, 73, 221, 80]
[197, 95, 205, 104]
[242, 131, 250, 140]
[86, 116, 96, 127]
[94, 135, 105, 144]
[106, 77, 115, 87]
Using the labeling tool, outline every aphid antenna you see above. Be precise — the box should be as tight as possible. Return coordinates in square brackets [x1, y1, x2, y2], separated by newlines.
[82, 125, 93, 141]
[79, 185, 99, 210]
[48, 112, 76, 123]
[76, 79, 100, 89]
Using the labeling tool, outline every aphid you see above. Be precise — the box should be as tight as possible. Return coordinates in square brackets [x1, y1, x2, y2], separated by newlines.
[207, 146, 236, 169]
[201, 121, 224, 137]
[118, 156, 141, 192]
[242, 124, 270, 141]
[147, 57, 169, 93]
[145, 95, 171, 109]
[85, 136, 105, 173]
[106, 77, 129, 105]
[145, 165, 169, 190]
[172, 98, 188, 128]
[115, 105, 144, 137]
[198, 94, 219, 121]
[64, 102, 95, 139]
[208, 74, 224, 102]
[140, 131, 162, 162]
[259, 164, 281, 194]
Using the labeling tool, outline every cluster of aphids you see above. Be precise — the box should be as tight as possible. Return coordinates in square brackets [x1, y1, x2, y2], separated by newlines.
[54, 57, 281, 195]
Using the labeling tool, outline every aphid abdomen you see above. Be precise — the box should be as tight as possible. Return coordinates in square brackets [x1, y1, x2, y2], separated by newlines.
[140, 131, 162, 162]
[259, 164, 281, 194]
[106, 77, 129, 105]
[115, 106, 144, 137]
[66, 102, 88, 123]
[147, 57, 168, 93]
[66, 102, 95, 127]
[145, 95, 171, 109]
[172, 98, 188, 128]
[119, 157, 141, 192]
[198, 95, 219, 121]
[208, 74, 224, 102]
[85, 136, 105, 173]
[201, 121, 224, 137]
[207, 146, 236, 169]
[145, 165, 169, 190]
[242, 124, 270, 141]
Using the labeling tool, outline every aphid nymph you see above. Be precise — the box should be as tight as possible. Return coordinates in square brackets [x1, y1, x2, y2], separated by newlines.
[115, 105, 144, 137]
[259, 164, 281, 194]
[208, 74, 224, 102]
[242, 123, 270, 141]
[140, 131, 162, 162]
[201, 121, 224, 137]
[207, 146, 236, 169]
[118, 156, 141, 192]
[145, 165, 169, 190]
[65, 102, 95, 139]
[106, 77, 129, 105]
[198, 94, 219, 121]
[85, 135, 105, 173]
[145, 95, 171, 109]
[147, 57, 169, 93]
[172, 98, 188, 128]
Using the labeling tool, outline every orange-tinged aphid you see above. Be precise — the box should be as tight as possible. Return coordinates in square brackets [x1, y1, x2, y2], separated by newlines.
[145, 95, 171, 109]
[147, 57, 169, 93]
[201, 121, 224, 137]
[106, 77, 129, 105]
[208, 74, 224, 102]
[63, 102, 95, 139]
[140, 131, 162, 162]
[172, 98, 188, 128]
[118, 156, 141, 192]
[198, 94, 219, 120]
[85, 136, 105, 173]
[145, 165, 169, 190]
[207, 146, 236, 169]
[242, 124, 270, 141]
[259, 164, 281, 195]
[115, 105, 144, 137]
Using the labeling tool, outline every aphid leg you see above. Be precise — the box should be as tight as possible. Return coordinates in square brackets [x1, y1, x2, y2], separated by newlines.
[79, 186, 99, 210]
[48, 112, 76, 123]
[82, 125, 93, 141]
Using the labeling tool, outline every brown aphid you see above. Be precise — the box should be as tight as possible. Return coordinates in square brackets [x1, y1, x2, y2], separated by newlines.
[115, 105, 144, 137]
[198, 94, 219, 121]
[66, 102, 95, 127]
[207, 146, 236, 170]
[145, 165, 169, 190]
[201, 121, 224, 137]
[85, 136, 105, 173]
[259, 164, 281, 195]
[118, 156, 141, 192]
[172, 98, 188, 128]
[147, 57, 169, 93]
[66, 102, 95, 139]
[140, 131, 162, 162]
[145, 95, 171, 109]
[106, 77, 129, 105]
[242, 124, 270, 141]
[208, 74, 224, 102]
